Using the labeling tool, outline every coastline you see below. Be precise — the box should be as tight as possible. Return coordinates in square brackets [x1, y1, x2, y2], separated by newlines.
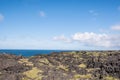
[0, 50, 120, 80]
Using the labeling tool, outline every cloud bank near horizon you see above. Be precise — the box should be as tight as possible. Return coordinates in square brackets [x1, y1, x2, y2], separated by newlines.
[111, 25, 120, 31]
[53, 32, 120, 48]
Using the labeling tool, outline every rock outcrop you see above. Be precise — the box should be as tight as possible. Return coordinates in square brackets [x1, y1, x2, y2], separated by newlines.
[0, 50, 120, 80]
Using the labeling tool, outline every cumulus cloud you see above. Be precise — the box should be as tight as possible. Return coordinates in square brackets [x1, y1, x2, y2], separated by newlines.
[0, 14, 4, 22]
[111, 25, 120, 31]
[53, 32, 120, 48]
[53, 35, 71, 43]
[39, 11, 45, 17]
[72, 32, 119, 47]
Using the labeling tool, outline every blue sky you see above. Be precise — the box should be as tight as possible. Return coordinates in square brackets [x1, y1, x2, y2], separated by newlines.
[0, 0, 120, 50]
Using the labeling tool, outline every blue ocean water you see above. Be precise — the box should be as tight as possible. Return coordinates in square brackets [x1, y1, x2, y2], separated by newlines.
[0, 49, 70, 57]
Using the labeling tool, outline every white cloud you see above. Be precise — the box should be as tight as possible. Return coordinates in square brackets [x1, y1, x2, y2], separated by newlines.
[72, 32, 112, 47]
[53, 32, 120, 48]
[111, 25, 120, 31]
[53, 35, 71, 43]
[39, 11, 45, 17]
[0, 14, 4, 22]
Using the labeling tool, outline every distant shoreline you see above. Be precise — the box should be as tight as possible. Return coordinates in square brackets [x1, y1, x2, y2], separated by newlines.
[0, 49, 119, 57]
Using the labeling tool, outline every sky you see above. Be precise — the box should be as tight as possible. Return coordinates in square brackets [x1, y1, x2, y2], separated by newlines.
[0, 0, 120, 50]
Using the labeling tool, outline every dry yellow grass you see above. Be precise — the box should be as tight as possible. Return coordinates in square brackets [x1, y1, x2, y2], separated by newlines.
[78, 63, 86, 68]
[74, 74, 92, 79]
[57, 64, 69, 71]
[18, 58, 33, 66]
[104, 76, 119, 80]
[23, 67, 43, 80]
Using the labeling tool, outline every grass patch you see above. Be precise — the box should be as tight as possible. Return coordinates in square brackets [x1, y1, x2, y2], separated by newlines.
[74, 74, 92, 79]
[78, 63, 86, 68]
[23, 67, 43, 80]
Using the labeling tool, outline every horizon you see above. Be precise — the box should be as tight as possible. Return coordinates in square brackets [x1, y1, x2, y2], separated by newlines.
[0, 0, 120, 50]
[0, 49, 120, 51]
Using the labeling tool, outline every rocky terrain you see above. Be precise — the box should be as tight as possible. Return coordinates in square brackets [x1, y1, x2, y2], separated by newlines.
[0, 50, 120, 80]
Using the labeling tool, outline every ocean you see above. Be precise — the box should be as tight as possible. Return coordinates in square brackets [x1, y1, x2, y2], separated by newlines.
[0, 49, 71, 57]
